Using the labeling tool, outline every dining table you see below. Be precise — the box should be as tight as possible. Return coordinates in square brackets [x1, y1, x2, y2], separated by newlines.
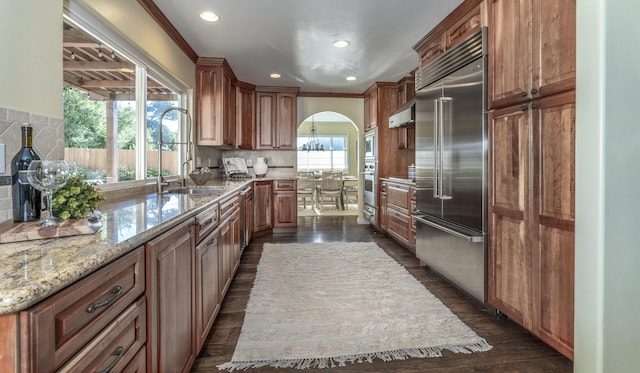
[312, 175, 358, 210]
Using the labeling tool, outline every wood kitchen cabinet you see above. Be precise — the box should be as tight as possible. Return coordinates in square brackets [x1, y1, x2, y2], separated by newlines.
[379, 181, 388, 231]
[488, 90, 576, 359]
[218, 193, 241, 298]
[236, 81, 256, 149]
[273, 179, 297, 228]
[255, 87, 299, 150]
[253, 180, 273, 234]
[146, 219, 196, 373]
[487, 0, 575, 359]
[379, 179, 416, 251]
[488, 0, 576, 109]
[363, 87, 378, 131]
[194, 203, 221, 352]
[196, 58, 237, 148]
[395, 76, 415, 150]
[14, 247, 146, 373]
[413, 0, 486, 67]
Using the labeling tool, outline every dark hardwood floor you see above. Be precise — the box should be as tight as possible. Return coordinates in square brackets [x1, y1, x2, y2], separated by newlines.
[191, 216, 573, 372]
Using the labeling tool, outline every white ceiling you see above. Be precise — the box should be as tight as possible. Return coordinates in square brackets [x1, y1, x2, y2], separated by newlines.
[152, 0, 463, 94]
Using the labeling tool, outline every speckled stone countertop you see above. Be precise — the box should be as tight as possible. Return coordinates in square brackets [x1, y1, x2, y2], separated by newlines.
[0, 176, 293, 315]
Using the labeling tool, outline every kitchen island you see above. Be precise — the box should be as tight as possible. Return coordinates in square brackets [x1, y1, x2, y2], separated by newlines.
[0, 176, 295, 372]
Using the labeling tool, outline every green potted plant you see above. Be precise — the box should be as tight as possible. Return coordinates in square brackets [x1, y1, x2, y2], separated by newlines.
[51, 175, 104, 221]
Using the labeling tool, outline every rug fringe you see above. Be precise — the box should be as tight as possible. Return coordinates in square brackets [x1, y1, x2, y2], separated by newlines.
[217, 340, 493, 371]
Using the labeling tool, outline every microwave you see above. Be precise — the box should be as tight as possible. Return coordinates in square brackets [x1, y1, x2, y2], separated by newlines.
[364, 129, 377, 159]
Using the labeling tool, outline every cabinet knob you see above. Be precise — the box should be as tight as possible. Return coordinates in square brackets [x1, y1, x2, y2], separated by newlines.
[520, 91, 528, 98]
[531, 88, 538, 95]
[531, 103, 540, 109]
[521, 105, 529, 112]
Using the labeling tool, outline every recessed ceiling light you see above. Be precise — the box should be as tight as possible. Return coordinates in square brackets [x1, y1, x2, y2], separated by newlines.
[270, 73, 281, 79]
[346, 76, 357, 81]
[200, 11, 220, 22]
[333, 40, 350, 48]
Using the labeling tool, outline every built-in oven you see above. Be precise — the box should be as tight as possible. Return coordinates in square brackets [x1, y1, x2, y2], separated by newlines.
[363, 161, 376, 206]
[362, 160, 377, 224]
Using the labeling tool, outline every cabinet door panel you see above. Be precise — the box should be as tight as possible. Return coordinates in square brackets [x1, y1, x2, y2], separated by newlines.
[276, 93, 297, 149]
[273, 191, 297, 227]
[195, 228, 220, 352]
[533, 91, 575, 359]
[196, 68, 221, 145]
[489, 107, 529, 217]
[256, 92, 277, 149]
[488, 214, 530, 327]
[146, 220, 195, 373]
[489, 0, 532, 108]
[534, 0, 576, 97]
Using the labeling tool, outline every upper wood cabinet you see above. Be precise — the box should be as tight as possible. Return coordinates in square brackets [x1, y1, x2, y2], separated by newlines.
[196, 58, 237, 148]
[255, 87, 299, 150]
[395, 76, 415, 150]
[488, 0, 576, 108]
[363, 87, 378, 131]
[413, 0, 486, 67]
[236, 81, 256, 149]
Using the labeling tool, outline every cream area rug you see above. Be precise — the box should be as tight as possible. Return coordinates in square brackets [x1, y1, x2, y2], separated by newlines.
[218, 242, 492, 371]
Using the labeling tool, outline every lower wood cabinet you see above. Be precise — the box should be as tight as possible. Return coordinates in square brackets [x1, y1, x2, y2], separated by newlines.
[253, 180, 273, 234]
[58, 297, 146, 373]
[195, 225, 221, 352]
[379, 179, 415, 250]
[488, 90, 575, 359]
[17, 247, 146, 373]
[273, 180, 297, 228]
[146, 219, 196, 373]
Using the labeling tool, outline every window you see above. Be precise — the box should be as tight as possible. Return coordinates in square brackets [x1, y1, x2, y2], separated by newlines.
[62, 14, 188, 186]
[297, 135, 348, 172]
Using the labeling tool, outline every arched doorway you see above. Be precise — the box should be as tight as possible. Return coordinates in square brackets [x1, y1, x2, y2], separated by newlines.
[296, 111, 361, 217]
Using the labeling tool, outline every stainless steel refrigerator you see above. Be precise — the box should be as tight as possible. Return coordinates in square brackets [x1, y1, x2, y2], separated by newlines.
[415, 28, 488, 303]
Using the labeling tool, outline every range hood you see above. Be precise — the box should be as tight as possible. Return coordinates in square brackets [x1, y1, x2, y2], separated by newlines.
[388, 98, 415, 128]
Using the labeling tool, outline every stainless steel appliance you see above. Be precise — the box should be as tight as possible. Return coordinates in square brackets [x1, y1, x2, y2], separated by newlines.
[415, 28, 488, 303]
[362, 128, 378, 224]
[388, 98, 415, 128]
[362, 161, 377, 207]
[363, 129, 376, 159]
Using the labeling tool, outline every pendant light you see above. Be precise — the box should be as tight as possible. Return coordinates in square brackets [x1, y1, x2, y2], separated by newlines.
[302, 115, 324, 151]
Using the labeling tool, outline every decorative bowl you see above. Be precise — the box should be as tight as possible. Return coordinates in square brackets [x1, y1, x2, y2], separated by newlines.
[189, 172, 211, 185]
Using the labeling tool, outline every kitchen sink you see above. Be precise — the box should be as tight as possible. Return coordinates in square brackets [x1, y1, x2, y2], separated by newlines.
[165, 187, 223, 195]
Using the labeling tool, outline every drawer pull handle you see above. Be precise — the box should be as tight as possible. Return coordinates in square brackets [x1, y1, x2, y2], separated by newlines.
[97, 346, 125, 373]
[87, 286, 123, 313]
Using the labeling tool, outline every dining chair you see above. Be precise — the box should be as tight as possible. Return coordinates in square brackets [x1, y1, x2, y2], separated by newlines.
[342, 181, 358, 209]
[317, 171, 343, 210]
[297, 171, 316, 209]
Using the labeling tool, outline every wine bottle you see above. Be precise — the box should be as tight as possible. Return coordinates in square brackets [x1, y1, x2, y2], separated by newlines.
[11, 124, 41, 222]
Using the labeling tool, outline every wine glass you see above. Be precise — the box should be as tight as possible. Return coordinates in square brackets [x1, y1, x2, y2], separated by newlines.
[27, 160, 70, 226]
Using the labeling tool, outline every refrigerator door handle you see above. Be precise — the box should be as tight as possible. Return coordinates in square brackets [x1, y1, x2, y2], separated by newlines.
[415, 215, 484, 243]
[440, 97, 453, 200]
[433, 98, 440, 199]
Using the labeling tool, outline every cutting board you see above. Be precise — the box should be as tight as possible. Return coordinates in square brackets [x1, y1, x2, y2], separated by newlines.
[0, 218, 102, 243]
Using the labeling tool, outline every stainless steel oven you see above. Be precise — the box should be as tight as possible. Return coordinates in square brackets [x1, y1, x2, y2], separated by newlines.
[362, 160, 377, 224]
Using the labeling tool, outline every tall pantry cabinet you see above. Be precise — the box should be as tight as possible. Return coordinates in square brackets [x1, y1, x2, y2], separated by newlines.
[487, 0, 576, 360]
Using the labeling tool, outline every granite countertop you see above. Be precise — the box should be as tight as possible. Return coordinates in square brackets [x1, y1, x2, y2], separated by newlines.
[0, 176, 293, 315]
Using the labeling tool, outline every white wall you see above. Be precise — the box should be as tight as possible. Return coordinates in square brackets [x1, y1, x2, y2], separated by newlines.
[575, 0, 640, 372]
[0, 0, 63, 117]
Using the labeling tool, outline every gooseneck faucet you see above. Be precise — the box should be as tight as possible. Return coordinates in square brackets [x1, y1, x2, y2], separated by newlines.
[157, 106, 192, 194]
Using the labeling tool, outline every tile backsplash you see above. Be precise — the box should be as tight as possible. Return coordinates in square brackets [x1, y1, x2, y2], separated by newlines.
[0, 106, 64, 222]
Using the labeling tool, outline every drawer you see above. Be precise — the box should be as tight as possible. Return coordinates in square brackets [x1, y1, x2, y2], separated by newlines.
[122, 345, 146, 373]
[58, 297, 146, 373]
[21, 247, 145, 372]
[219, 192, 240, 221]
[387, 182, 411, 212]
[195, 202, 219, 243]
[273, 179, 296, 191]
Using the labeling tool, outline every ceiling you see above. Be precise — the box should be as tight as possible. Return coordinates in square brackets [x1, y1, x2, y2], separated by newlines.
[63, 1, 463, 99]
[151, 0, 463, 94]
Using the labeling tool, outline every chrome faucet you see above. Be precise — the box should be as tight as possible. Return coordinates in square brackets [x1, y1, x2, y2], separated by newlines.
[157, 106, 192, 194]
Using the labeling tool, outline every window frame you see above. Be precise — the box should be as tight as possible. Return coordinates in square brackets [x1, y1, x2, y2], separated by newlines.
[64, 2, 191, 192]
[297, 133, 350, 173]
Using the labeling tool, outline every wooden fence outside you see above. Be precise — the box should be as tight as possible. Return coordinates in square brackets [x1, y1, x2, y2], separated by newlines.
[64, 148, 179, 173]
